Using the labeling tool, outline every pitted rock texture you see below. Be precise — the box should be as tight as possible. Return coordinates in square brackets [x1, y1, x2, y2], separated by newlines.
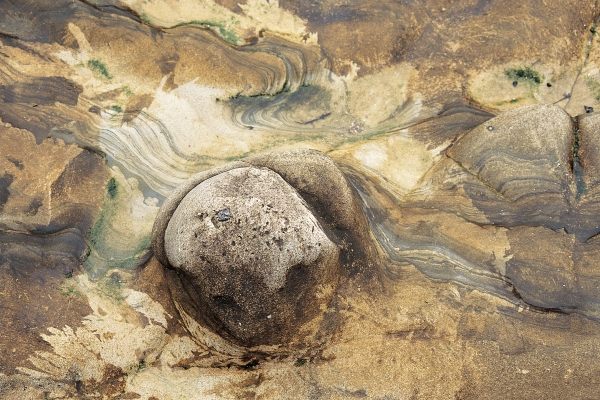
[163, 166, 340, 346]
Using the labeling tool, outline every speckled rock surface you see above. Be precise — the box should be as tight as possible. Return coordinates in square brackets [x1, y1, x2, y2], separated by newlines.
[163, 166, 340, 345]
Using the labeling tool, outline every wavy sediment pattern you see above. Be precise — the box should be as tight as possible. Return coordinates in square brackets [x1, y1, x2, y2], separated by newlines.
[5, 0, 600, 398]
[59, 54, 423, 199]
[349, 105, 600, 325]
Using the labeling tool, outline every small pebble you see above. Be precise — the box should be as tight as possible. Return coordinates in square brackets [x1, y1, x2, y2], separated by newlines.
[487, 125, 494, 132]
[216, 208, 232, 222]
[512, 81, 518, 87]
[585, 105, 594, 114]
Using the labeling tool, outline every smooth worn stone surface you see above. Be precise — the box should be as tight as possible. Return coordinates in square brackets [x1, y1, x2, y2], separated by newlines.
[164, 166, 340, 346]
[248, 149, 358, 230]
[447, 104, 573, 206]
[152, 161, 251, 267]
[455, 104, 574, 227]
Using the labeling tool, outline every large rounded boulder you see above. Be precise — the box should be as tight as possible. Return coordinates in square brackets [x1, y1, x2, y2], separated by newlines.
[151, 150, 375, 347]
[163, 166, 339, 345]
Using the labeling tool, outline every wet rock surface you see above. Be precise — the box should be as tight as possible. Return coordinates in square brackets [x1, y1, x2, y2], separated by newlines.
[358, 104, 600, 321]
[162, 166, 340, 346]
[5, 1, 600, 399]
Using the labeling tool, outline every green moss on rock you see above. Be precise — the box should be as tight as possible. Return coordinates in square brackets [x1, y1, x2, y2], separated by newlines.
[505, 67, 542, 85]
[87, 59, 112, 79]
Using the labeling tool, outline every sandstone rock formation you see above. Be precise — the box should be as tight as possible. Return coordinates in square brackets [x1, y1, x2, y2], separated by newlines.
[163, 166, 339, 346]
[152, 150, 372, 346]
[6, 1, 600, 398]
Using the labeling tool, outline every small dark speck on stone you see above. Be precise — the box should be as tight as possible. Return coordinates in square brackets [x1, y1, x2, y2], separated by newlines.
[242, 359, 260, 370]
[512, 80, 518, 87]
[7, 157, 23, 170]
[88, 105, 101, 114]
[547, 82, 552, 87]
[294, 358, 307, 367]
[564, 92, 572, 99]
[216, 208, 232, 222]
[585, 105, 594, 114]
[487, 125, 494, 132]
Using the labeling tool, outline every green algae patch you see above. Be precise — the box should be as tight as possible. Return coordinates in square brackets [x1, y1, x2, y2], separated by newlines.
[140, 13, 151, 24]
[60, 279, 82, 298]
[106, 177, 118, 199]
[110, 105, 123, 113]
[84, 171, 158, 279]
[176, 20, 239, 45]
[491, 97, 525, 107]
[121, 86, 134, 96]
[505, 67, 542, 85]
[85, 200, 152, 277]
[585, 76, 600, 101]
[88, 59, 112, 79]
[98, 272, 126, 301]
[60, 287, 80, 298]
[136, 360, 147, 372]
[191, 20, 239, 45]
